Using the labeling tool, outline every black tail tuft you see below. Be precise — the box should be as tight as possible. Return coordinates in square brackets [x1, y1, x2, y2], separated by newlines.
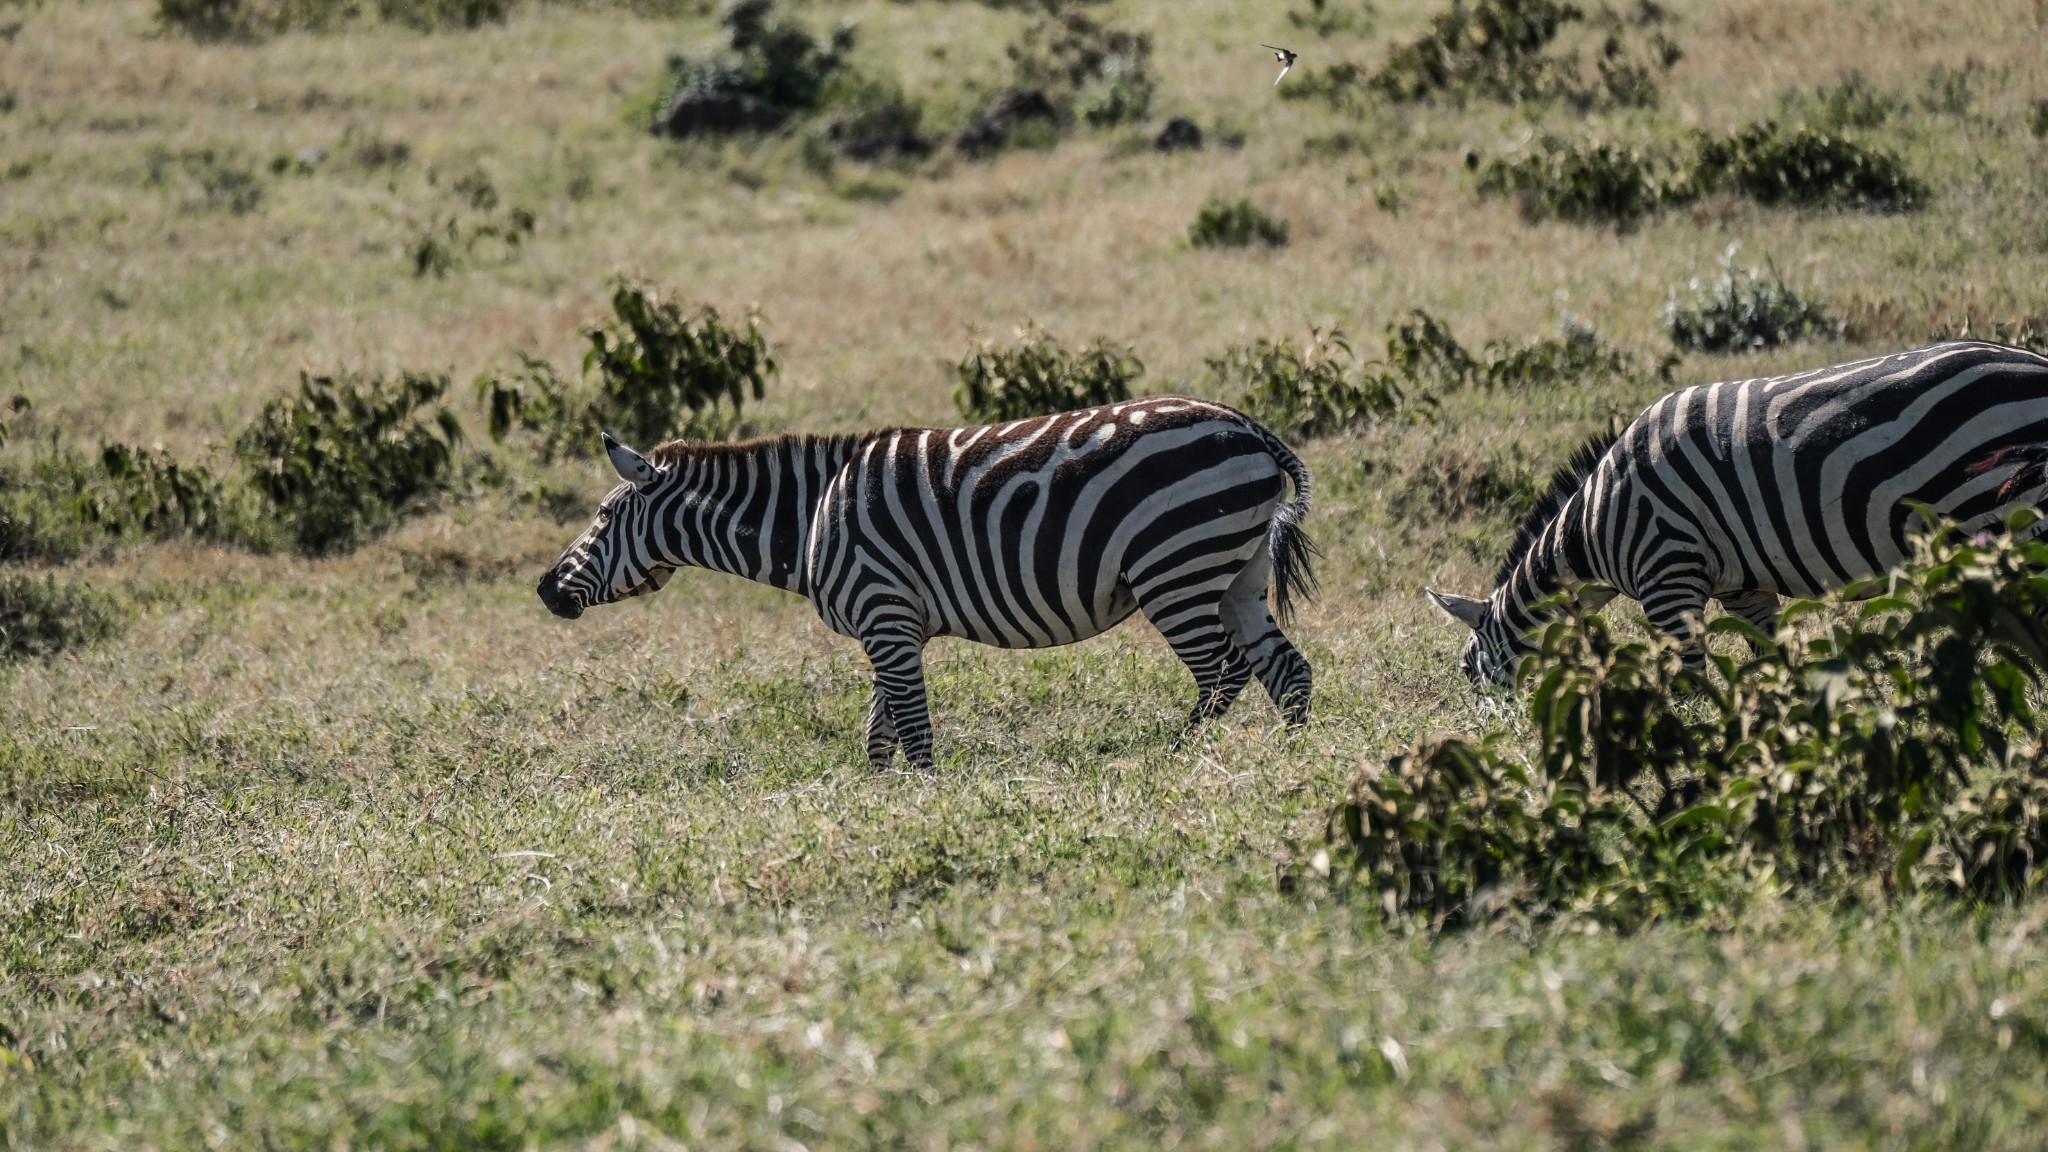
[1248, 418, 1319, 625]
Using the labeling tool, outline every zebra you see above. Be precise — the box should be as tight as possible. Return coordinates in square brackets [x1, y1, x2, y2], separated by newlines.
[537, 396, 1318, 769]
[1427, 341, 2048, 685]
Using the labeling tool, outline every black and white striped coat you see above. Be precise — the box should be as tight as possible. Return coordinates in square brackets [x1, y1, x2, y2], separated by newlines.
[1429, 341, 2048, 684]
[538, 397, 1317, 768]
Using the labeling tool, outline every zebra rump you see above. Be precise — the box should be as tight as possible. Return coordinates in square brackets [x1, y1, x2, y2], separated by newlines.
[538, 397, 1318, 769]
[1428, 341, 2048, 685]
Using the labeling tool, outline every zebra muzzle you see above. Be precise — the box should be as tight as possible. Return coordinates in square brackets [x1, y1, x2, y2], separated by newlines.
[536, 576, 584, 620]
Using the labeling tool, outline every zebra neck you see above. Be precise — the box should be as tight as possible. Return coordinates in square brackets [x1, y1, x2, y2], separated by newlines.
[1496, 516, 1574, 628]
[667, 433, 868, 596]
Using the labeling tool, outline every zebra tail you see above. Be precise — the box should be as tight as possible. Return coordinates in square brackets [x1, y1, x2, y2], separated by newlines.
[1251, 421, 1320, 625]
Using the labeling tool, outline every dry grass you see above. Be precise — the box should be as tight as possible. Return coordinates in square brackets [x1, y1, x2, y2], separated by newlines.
[6, 0, 2048, 1147]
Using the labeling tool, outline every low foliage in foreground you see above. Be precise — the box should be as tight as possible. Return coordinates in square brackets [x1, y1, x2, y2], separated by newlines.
[953, 325, 1141, 423]
[1331, 515, 2048, 929]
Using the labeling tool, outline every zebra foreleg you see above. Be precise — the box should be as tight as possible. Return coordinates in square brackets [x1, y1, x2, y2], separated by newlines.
[863, 633, 934, 771]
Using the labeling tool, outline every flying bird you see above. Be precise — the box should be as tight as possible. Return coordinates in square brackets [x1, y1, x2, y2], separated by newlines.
[1262, 44, 1298, 86]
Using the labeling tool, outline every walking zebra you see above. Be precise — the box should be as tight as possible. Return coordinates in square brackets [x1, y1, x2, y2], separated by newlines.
[1428, 341, 2048, 685]
[537, 397, 1317, 769]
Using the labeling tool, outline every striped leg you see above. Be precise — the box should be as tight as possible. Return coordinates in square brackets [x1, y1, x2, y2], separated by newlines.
[863, 632, 933, 771]
[864, 684, 900, 767]
[1640, 572, 1712, 669]
[1136, 583, 1254, 735]
[1220, 552, 1312, 728]
[1716, 588, 1782, 652]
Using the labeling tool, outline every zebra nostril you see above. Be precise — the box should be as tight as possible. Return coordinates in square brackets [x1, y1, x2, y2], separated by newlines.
[537, 575, 583, 620]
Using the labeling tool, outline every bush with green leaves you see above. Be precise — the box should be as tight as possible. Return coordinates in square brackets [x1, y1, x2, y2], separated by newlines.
[953, 325, 1141, 424]
[655, 0, 855, 128]
[1209, 326, 1407, 440]
[1365, 0, 1679, 109]
[1663, 244, 1838, 353]
[1329, 514, 2048, 929]
[235, 371, 463, 557]
[483, 281, 777, 454]
[1189, 197, 1289, 248]
[1006, 7, 1155, 127]
[1692, 121, 1926, 212]
[0, 572, 121, 661]
[1472, 136, 1687, 227]
[158, 0, 514, 38]
[1383, 309, 1664, 392]
[1, 430, 243, 563]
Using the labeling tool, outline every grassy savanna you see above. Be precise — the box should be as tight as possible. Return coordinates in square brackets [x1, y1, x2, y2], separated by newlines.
[6, 0, 2048, 1146]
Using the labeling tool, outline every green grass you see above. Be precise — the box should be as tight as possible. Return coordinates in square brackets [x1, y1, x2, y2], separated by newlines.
[6, 0, 2048, 1146]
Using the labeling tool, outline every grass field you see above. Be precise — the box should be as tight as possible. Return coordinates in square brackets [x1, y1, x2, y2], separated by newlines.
[6, 0, 2048, 1146]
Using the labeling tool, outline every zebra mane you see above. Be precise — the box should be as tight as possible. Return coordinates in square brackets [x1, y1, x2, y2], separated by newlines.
[1492, 427, 1621, 589]
[644, 430, 878, 467]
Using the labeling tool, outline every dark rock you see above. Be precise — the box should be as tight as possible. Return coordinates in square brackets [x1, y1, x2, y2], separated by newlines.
[1154, 117, 1203, 152]
[654, 89, 790, 139]
[956, 88, 1060, 157]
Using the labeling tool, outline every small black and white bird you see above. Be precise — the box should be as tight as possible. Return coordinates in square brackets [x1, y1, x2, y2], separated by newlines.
[1262, 44, 1298, 86]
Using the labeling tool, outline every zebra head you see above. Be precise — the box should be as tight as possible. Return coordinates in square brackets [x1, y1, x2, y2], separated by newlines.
[1425, 588, 1523, 688]
[536, 433, 680, 620]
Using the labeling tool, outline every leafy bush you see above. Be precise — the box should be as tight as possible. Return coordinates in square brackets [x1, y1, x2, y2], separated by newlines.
[1663, 244, 1838, 353]
[1210, 326, 1407, 440]
[0, 573, 121, 661]
[655, 0, 854, 127]
[407, 170, 534, 278]
[1329, 515, 2048, 929]
[1007, 8, 1154, 127]
[1384, 309, 1662, 391]
[83, 445, 226, 540]
[235, 372, 463, 557]
[1370, 0, 1584, 103]
[483, 281, 777, 453]
[146, 147, 264, 215]
[815, 75, 932, 163]
[953, 325, 1141, 424]
[1366, 0, 1679, 108]
[1473, 137, 1686, 226]
[159, 0, 513, 37]
[1692, 121, 1926, 211]
[1189, 197, 1290, 248]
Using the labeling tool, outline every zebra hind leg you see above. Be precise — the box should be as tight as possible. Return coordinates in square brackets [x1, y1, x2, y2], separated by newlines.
[1220, 550, 1312, 728]
[864, 684, 900, 768]
[1135, 585, 1255, 739]
[1716, 589, 1782, 653]
[863, 632, 934, 772]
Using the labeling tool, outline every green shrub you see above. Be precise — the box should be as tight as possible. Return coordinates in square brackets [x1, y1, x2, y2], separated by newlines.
[84, 445, 226, 541]
[1663, 244, 1838, 353]
[0, 573, 121, 661]
[582, 281, 776, 447]
[1692, 121, 1926, 211]
[1189, 197, 1289, 248]
[1472, 136, 1687, 226]
[1383, 309, 1663, 391]
[1370, 0, 1584, 103]
[1329, 514, 2048, 929]
[485, 281, 776, 453]
[407, 170, 535, 279]
[656, 0, 855, 124]
[235, 372, 463, 557]
[1210, 326, 1406, 440]
[953, 325, 1141, 424]
[158, 0, 512, 37]
[1007, 8, 1154, 127]
[146, 147, 264, 215]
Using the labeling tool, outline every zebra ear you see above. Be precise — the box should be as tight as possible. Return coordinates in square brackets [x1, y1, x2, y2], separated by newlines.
[603, 431, 658, 490]
[1425, 588, 1488, 630]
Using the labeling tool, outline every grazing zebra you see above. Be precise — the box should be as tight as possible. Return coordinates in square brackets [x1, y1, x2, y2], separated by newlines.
[537, 397, 1318, 769]
[1428, 341, 2048, 685]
